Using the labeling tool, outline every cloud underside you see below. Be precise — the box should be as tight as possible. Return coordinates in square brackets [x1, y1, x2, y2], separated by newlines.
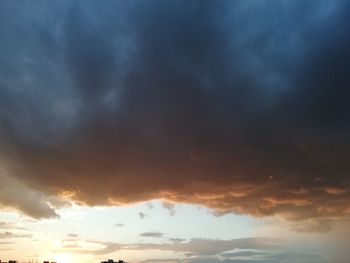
[0, 0, 349, 229]
[0, 173, 65, 219]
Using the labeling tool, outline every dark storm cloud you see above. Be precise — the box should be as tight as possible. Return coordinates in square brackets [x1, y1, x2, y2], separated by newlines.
[0, 0, 349, 229]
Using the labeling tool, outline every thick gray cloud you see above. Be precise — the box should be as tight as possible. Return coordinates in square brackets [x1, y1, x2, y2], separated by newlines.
[0, 0, 349, 228]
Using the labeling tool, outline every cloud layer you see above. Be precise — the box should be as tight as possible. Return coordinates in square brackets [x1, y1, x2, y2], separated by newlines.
[56, 236, 327, 263]
[0, 0, 349, 229]
[57, 237, 282, 256]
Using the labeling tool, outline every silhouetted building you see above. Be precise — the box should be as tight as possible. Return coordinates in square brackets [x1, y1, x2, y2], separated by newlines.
[101, 260, 125, 263]
[0, 261, 60, 263]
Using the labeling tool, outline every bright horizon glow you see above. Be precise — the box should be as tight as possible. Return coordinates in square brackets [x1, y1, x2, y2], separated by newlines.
[1, 200, 347, 263]
[0, 200, 278, 262]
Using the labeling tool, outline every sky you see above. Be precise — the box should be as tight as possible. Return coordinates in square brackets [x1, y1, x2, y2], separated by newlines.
[0, 0, 349, 262]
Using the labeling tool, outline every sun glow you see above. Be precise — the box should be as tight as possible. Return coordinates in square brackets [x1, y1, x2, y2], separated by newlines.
[54, 253, 74, 263]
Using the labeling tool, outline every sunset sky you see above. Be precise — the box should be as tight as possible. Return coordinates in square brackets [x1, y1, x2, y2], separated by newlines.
[0, 1, 349, 262]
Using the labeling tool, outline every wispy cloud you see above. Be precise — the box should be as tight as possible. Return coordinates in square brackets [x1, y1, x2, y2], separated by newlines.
[139, 212, 148, 219]
[162, 202, 176, 216]
[0, 231, 32, 239]
[140, 232, 165, 238]
[67, 233, 79, 238]
[56, 237, 282, 257]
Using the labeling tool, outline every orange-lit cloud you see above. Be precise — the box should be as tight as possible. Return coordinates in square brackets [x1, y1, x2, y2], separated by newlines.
[0, 0, 349, 234]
